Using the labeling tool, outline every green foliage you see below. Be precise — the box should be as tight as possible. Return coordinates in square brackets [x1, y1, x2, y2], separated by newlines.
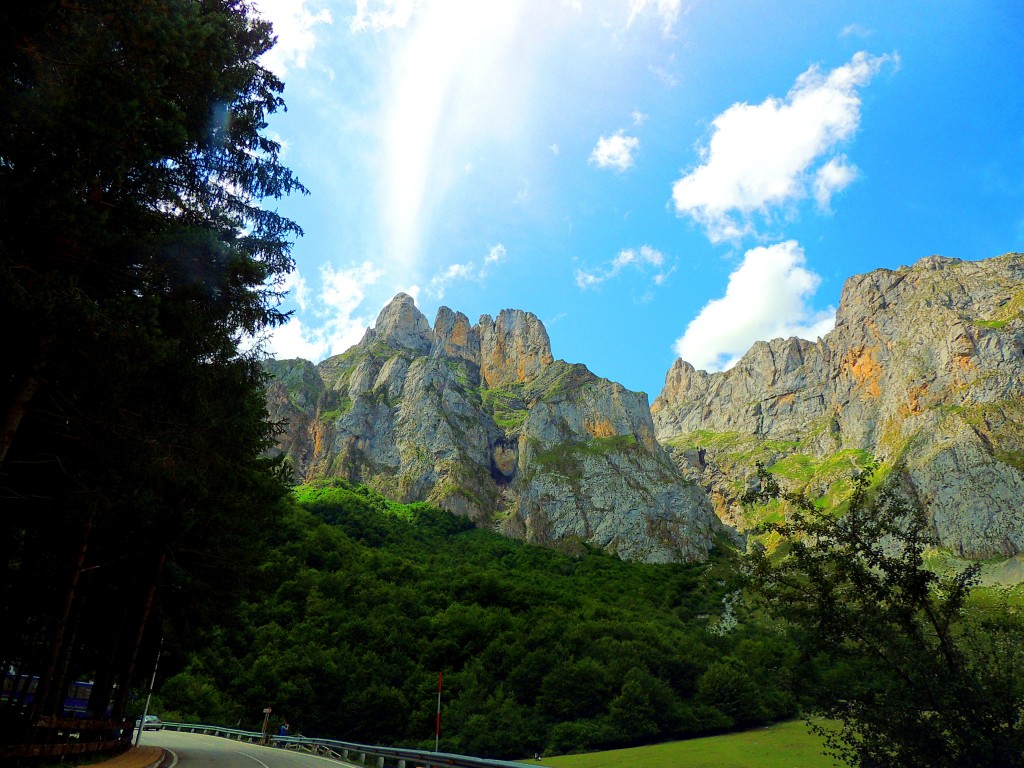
[732, 448, 876, 532]
[975, 289, 1024, 331]
[666, 431, 877, 523]
[667, 431, 872, 524]
[530, 363, 588, 401]
[163, 483, 804, 758]
[530, 435, 641, 484]
[667, 431, 801, 464]
[481, 384, 529, 431]
[767, 454, 816, 484]
[158, 671, 241, 726]
[976, 319, 1008, 330]
[745, 464, 1024, 768]
[696, 659, 765, 728]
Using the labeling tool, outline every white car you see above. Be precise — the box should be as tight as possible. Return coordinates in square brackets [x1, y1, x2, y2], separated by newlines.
[136, 714, 164, 731]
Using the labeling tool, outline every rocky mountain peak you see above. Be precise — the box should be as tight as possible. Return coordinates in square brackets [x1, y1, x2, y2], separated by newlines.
[431, 306, 480, 364]
[478, 309, 554, 388]
[650, 359, 707, 417]
[359, 296, 554, 387]
[360, 292, 432, 354]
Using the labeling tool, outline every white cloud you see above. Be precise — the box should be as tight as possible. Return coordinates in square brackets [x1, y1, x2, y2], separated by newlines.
[840, 23, 874, 38]
[484, 243, 508, 267]
[575, 244, 670, 289]
[515, 180, 532, 204]
[627, 0, 682, 33]
[350, 0, 424, 32]
[262, 316, 333, 361]
[649, 60, 679, 88]
[814, 155, 858, 210]
[279, 270, 310, 312]
[673, 241, 835, 371]
[615, 245, 664, 268]
[590, 130, 640, 172]
[252, 0, 333, 76]
[264, 262, 383, 360]
[395, 283, 421, 302]
[632, 110, 648, 126]
[427, 262, 475, 299]
[427, 244, 508, 298]
[671, 51, 894, 242]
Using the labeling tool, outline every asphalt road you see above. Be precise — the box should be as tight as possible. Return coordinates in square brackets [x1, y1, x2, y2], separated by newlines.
[139, 730, 358, 768]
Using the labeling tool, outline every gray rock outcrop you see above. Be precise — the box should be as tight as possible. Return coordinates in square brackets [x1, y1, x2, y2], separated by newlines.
[652, 252, 1024, 558]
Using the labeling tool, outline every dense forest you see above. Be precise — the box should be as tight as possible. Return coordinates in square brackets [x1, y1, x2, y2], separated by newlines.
[152, 480, 806, 758]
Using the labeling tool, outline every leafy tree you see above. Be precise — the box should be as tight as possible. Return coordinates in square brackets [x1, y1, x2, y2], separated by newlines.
[607, 667, 679, 742]
[745, 464, 1024, 768]
[0, 0, 303, 735]
[158, 671, 240, 725]
[536, 658, 613, 721]
[694, 659, 763, 728]
[547, 719, 618, 756]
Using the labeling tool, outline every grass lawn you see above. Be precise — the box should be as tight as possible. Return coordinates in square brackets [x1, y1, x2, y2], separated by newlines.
[535, 720, 845, 768]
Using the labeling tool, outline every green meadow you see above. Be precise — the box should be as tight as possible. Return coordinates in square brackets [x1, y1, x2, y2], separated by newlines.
[536, 720, 843, 768]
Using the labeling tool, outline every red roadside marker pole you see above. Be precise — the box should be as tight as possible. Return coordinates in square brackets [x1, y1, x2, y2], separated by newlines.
[434, 671, 443, 752]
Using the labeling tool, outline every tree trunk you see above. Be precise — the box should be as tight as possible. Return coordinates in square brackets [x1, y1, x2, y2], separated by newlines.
[0, 335, 51, 467]
[30, 511, 93, 722]
[110, 553, 165, 722]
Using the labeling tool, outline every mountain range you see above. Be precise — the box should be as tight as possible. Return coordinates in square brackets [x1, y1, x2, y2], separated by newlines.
[265, 252, 1024, 563]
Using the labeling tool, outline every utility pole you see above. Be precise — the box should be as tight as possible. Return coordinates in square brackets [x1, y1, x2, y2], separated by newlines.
[135, 638, 162, 747]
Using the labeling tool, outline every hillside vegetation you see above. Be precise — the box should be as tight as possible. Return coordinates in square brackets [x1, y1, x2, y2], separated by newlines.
[154, 481, 805, 758]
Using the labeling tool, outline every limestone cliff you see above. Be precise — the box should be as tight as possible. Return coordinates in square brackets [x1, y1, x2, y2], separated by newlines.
[265, 294, 720, 562]
[652, 253, 1024, 558]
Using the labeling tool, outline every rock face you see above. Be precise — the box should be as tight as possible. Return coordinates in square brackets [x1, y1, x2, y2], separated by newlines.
[265, 295, 721, 562]
[652, 253, 1024, 558]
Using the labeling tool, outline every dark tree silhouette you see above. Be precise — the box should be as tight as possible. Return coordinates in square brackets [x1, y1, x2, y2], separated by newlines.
[0, 0, 304, 748]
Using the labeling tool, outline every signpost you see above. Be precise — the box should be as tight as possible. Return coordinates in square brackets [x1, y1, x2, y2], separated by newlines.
[261, 708, 272, 745]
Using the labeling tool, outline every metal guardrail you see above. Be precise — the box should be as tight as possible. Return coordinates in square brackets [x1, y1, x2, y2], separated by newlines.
[160, 722, 540, 768]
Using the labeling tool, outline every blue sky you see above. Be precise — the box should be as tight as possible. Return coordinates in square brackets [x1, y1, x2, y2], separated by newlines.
[252, 0, 1024, 399]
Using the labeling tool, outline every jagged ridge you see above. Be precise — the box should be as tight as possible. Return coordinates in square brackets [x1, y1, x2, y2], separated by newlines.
[652, 252, 1024, 558]
[265, 295, 721, 562]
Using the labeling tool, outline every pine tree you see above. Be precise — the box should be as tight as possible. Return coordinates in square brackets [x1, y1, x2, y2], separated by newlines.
[0, 0, 304, 741]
